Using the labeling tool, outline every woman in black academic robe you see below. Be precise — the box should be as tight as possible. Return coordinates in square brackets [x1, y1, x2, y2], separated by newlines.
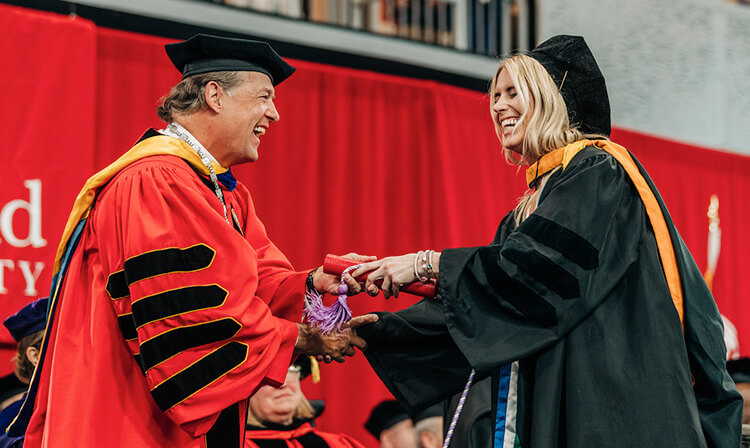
[352, 35, 742, 448]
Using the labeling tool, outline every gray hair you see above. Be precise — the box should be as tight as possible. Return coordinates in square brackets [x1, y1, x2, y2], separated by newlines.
[157, 71, 244, 122]
[415, 416, 443, 448]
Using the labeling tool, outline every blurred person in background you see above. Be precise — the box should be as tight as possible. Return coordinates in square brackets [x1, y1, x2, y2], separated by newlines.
[726, 358, 750, 447]
[0, 375, 25, 418]
[412, 405, 442, 448]
[365, 400, 417, 448]
[0, 297, 47, 448]
[245, 356, 366, 447]
[726, 358, 750, 425]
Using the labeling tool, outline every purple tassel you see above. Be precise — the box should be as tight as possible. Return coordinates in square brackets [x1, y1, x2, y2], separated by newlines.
[304, 265, 359, 334]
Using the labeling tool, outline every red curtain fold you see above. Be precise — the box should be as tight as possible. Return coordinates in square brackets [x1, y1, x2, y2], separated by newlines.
[2, 5, 750, 446]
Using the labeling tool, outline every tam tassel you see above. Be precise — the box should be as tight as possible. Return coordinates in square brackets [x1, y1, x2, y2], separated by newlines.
[304, 265, 360, 334]
[309, 356, 321, 383]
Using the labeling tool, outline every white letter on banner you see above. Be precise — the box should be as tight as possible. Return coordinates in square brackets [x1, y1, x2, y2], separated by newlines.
[0, 260, 14, 294]
[18, 261, 45, 297]
[0, 179, 47, 248]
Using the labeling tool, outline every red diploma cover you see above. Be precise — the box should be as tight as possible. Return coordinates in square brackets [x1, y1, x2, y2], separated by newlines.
[323, 255, 437, 298]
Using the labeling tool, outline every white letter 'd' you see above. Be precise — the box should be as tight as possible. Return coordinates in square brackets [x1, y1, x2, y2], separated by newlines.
[0, 179, 47, 248]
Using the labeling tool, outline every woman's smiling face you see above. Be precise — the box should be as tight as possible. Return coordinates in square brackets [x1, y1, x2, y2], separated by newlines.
[491, 67, 530, 156]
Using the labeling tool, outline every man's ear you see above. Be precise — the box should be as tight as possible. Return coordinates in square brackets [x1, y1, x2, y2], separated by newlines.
[204, 81, 223, 113]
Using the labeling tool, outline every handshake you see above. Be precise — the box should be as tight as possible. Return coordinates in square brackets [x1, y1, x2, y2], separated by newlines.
[294, 314, 377, 364]
[293, 251, 440, 363]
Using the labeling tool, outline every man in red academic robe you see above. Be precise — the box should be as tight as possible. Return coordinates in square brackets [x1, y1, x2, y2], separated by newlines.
[7, 34, 373, 447]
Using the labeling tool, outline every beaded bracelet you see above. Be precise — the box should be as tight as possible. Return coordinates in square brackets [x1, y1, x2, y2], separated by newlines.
[425, 250, 435, 279]
[414, 251, 428, 282]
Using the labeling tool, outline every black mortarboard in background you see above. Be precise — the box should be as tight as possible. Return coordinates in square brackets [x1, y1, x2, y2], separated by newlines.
[365, 399, 411, 439]
[529, 35, 611, 137]
[165, 34, 296, 85]
[3, 297, 48, 342]
[412, 403, 442, 424]
[292, 355, 315, 380]
[727, 358, 750, 384]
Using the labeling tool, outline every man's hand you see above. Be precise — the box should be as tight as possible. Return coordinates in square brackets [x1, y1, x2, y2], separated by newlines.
[312, 253, 378, 296]
[340, 313, 379, 331]
[295, 314, 378, 363]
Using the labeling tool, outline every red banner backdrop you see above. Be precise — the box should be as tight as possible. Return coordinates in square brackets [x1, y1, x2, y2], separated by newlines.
[0, 6, 97, 356]
[2, 4, 750, 446]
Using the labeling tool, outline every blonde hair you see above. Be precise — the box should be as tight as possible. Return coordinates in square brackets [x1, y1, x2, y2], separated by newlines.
[246, 394, 316, 428]
[490, 54, 605, 226]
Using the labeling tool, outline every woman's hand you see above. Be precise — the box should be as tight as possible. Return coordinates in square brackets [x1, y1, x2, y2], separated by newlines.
[312, 253, 377, 295]
[350, 254, 420, 299]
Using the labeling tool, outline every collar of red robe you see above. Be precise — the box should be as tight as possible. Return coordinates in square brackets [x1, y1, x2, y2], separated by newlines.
[141, 129, 237, 191]
[246, 417, 311, 432]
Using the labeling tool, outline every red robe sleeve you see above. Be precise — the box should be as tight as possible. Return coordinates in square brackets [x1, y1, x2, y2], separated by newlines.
[93, 156, 301, 437]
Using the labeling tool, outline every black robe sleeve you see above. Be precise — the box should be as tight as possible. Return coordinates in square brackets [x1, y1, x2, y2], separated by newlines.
[359, 299, 475, 414]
